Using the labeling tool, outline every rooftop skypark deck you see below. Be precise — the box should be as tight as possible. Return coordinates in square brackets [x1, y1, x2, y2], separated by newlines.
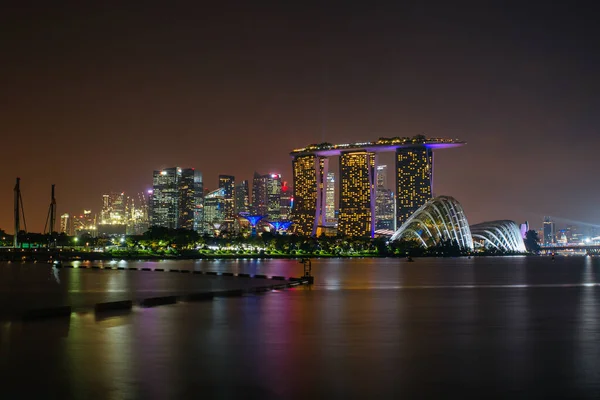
[290, 135, 466, 157]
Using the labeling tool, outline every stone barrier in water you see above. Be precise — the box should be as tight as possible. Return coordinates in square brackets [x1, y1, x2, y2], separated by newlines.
[140, 296, 178, 307]
[95, 300, 133, 313]
[214, 289, 244, 297]
[184, 292, 214, 301]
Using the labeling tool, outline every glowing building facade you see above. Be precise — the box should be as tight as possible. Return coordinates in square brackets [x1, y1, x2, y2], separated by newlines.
[60, 213, 70, 235]
[73, 210, 96, 237]
[235, 180, 250, 214]
[375, 165, 395, 230]
[396, 148, 433, 227]
[127, 192, 150, 235]
[204, 188, 225, 235]
[325, 172, 336, 224]
[266, 174, 282, 221]
[193, 172, 204, 232]
[100, 192, 126, 225]
[290, 155, 328, 236]
[280, 181, 292, 221]
[338, 151, 376, 237]
[543, 216, 555, 245]
[152, 168, 180, 229]
[252, 172, 283, 221]
[178, 169, 197, 230]
[219, 175, 236, 227]
[152, 167, 202, 230]
[289, 136, 464, 236]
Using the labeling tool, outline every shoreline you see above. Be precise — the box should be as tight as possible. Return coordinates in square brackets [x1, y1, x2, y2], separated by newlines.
[0, 249, 536, 262]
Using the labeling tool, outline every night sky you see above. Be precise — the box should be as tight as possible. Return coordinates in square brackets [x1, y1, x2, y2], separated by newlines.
[2, 1, 600, 233]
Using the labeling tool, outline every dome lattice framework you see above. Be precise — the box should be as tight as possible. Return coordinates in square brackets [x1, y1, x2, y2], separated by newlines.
[390, 196, 474, 251]
[470, 220, 526, 253]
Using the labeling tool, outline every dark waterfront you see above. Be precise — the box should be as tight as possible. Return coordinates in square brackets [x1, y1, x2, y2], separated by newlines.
[3, 256, 600, 399]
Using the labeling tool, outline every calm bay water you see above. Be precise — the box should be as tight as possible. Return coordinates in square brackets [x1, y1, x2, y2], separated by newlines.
[2, 256, 600, 399]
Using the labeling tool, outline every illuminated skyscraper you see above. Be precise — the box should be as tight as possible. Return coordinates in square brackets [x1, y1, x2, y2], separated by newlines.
[375, 165, 395, 230]
[395, 147, 433, 227]
[252, 172, 267, 215]
[252, 172, 283, 221]
[338, 151, 376, 237]
[152, 168, 180, 229]
[219, 175, 236, 227]
[235, 180, 250, 214]
[152, 167, 201, 230]
[127, 192, 150, 235]
[178, 168, 197, 230]
[267, 173, 282, 221]
[325, 172, 335, 224]
[193, 172, 204, 232]
[98, 192, 127, 235]
[204, 188, 225, 235]
[290, 155, 328, 236]
[543, 216, 555, 245]
[280, 181, 292, 221]
[60, 213, 70, 235]
[100, 192, 126, 225]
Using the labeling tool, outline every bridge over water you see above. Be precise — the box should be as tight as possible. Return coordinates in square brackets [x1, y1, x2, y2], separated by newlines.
[540, 245, 600, 255]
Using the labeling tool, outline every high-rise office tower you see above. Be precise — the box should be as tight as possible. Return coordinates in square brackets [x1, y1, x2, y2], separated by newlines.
[152, 167, 201, 230]
[396, 147, 433, 227]
[280, 181, 292, 221]
[126, 192, 150, 235]
[60, 213, 70, 235]
[178, 168, 196, 230]
[100, 192, 126, 225]
[152, 168, 180, 229]
[146, 190, 154, 225]
[193, 172, 204, 232]
[267, 173, 282, 221]
[235, 180, 250, 214]
[219, 175, 236, 227]
[252, 172, 267, 215]
[338, 151, 376, 237]
[543, 216, 555, 245]
[325, 172, 335, 224]
[375, 165, 395, 230]
[252, 172, 282, 221]
[204, 188, 225, 235]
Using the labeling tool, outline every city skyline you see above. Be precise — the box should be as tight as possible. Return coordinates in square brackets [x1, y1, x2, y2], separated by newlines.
[3, 2, 600, 232]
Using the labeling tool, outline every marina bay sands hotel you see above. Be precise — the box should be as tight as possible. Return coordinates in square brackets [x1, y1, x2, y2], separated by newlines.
[290, 135, 465, 237]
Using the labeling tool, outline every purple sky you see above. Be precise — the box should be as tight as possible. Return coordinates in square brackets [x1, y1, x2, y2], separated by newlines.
[2, 1, 600, 232]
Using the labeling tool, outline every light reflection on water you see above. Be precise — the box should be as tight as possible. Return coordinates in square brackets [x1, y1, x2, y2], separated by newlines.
[2, 257, 600, 398]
